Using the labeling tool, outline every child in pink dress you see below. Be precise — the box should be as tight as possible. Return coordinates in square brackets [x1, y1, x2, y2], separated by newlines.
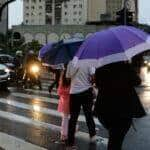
[57, 69, 70, 141]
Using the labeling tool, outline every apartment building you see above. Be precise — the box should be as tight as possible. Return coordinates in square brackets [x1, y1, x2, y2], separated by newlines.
[23, 0, 45, 25]
[23, 0, 138, 25]
[87, 0, 106, 22]
[23, 0, 87, 25]
[106, 0, 138, 21]
[45, 0, 63, 25]
[87, 0, 138, 22]
[61, 0, 87, 25]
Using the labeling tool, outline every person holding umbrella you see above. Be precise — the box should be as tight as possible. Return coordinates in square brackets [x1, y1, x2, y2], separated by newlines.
[66, 61, 96, 149]
[94, 61, 146, 150]
[71, 26, 149, 150]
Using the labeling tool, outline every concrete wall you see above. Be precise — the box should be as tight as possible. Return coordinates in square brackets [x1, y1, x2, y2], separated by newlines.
[87, 0, 106, 22]
[12, 24, 114, 45]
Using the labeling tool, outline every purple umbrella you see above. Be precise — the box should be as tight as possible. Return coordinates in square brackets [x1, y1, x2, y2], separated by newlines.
[38, 42, 54, 59]
[72, 26, 150, 68]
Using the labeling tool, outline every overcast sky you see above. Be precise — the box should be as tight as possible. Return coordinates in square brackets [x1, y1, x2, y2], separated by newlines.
[8, 0, 150, 28]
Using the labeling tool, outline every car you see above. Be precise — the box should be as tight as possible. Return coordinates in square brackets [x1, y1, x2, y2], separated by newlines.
[0, 64, 10, 90]
[0, 54, 15, 80]
[0, 54, 14, 68]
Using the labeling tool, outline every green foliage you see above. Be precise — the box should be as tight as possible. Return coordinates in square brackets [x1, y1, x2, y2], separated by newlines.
[20, 40, 43, 55]
[0, 29, 42, 56]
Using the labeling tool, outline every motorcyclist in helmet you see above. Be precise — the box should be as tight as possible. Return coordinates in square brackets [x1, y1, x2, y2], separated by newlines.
[23, 50, 42, 89]
[13, 50, 24, 83]
[14, 50, 23, 68]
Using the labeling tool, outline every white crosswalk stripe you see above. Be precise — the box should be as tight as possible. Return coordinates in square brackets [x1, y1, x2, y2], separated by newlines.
[11, 92, 58, 104]
[0, 75, 108, 150]
[0, 97, 101, 125]
[0, 132, 46, 150]
[24, 88, 57, 96]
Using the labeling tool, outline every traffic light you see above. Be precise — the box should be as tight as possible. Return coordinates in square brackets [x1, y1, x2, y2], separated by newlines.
[116, 8, 133, 25]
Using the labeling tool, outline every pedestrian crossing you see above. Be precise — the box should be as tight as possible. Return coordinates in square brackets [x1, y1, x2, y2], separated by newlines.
[0, 73, 108, 150]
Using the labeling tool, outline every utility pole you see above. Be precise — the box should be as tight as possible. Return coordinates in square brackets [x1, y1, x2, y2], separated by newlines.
[0, 0, 16, 21]
[0, 0, 16, 52]
[124, 0, 127, 25]
[52, 0, 55, 25]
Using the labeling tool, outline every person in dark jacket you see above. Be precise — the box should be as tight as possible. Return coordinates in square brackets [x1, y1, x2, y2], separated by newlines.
[94, 61, 146, 150]
[23, 50, 42, 89]
[48, 67, 61, 94]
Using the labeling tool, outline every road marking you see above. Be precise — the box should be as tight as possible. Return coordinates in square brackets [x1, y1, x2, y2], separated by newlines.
[0, 98, 101, 126]
[0, 110, 60, 131]
[11, 92, 58, 103]
[0, 132, 46, 150]
[25, 88, 57, 96]
[0, 110, 107, 145]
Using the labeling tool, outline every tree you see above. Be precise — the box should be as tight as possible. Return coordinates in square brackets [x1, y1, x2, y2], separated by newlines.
[20, 40, 43, 55]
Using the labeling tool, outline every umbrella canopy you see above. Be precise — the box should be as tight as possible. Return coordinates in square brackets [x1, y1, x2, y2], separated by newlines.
[43, 38, 84, 65]
[72, 26, 150, 68]
[38, 42, 55, 59]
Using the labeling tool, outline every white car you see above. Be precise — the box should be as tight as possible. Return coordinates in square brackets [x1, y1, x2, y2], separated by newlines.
[0, 64, 10, 90]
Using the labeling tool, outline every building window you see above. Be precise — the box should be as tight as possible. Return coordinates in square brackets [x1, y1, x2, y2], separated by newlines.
[65, 12, 67, 15]
[73, 5, 77, 8]
[79, 11, 82, 15]
[26, 13, 29, 16]
[73, 18, 77, 22]
[31, 6, 35, 9]
[46, 16, 52, 24]
[31, 12, 35, 16]
[26, 20, 28, 24]
[79, 4, 82, 8]
[39, 12, 42, 16]
[39, 6, 43, 9]
[64, 4, 67, 8]
[74, 11, 77, 15]
[26, 6, 29, 9]
[79, 18, 82, 22]
[46, 5, 52, 13]
[32, 0, 36, 2]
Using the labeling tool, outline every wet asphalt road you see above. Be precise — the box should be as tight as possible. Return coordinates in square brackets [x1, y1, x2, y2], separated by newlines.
[0, 68, 150, 150]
